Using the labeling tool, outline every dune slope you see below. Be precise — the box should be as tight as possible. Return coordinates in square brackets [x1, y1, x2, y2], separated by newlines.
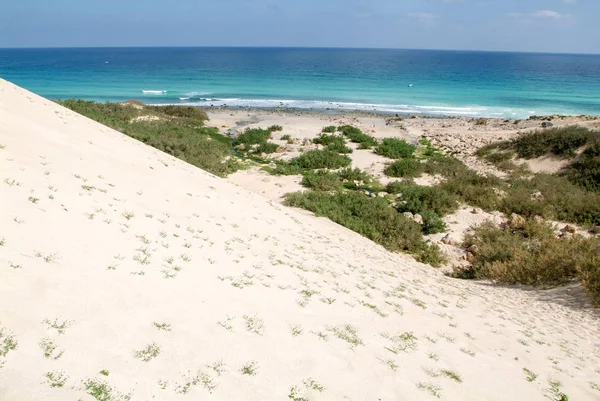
[0, 79, 599, 401]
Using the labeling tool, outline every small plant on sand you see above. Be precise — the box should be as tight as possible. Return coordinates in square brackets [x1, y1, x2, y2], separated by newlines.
[384, 158, 424, 178]
[326, 324, 363, 348]
[42, 318, 72, 335]
[207, 361, 228, 376]
[242, 315, 264, 335]
[322, 125, 337, 133]
[152, 322, 172, 332]
[0, 327, 18, 358]
[133, 342, 161, 362]
[122, 211, 135, 220]
[268, 125, 283, 132]
[417, 382, 442, 398]
[0, 237, 5, 246]
[39, 337, 65, 360]
[240, 361, 259, 375]
[290, 324, 304, 336]
[300, 170, 342, 191]
[28, 196, 40, 204]
[547, 380, 569, 401]
[82, 378, 132, 401]
[100, 370, 110, 376]
[381, 331, 418, 353]
[523, 368, 538, 382]
[289, 149, 351, 169]
[440, 369, 462, 383]
[44, 370, 68, 388]
[288, 378, 325, 401]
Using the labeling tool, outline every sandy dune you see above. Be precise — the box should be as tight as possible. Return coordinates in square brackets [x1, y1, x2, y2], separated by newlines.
[1, 79, 599, 400]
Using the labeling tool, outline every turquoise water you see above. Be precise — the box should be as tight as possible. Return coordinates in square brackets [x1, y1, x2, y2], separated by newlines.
[1, 47, 599, 119]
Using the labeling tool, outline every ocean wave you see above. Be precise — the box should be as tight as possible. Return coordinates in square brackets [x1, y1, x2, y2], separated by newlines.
[142, 90, 167, 95]
[159, 98, 495, 117]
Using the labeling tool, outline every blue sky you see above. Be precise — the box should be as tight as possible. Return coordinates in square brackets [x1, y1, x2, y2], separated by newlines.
[1, 0, 598, 53]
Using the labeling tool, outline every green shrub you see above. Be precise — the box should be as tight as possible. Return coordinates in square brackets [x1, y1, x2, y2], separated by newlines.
[420, 210, 447, 235]
[284, 191, 444, 265]
[255, 142, 279, 154]
[563, 141, 600, 193]
[263, 163, 303, 176]
[418, 243, 448, 267]
[234, 128, 272, 147]
[59, 100, 239, 177]
[281, 134, 292, 141]
[456, 219, 600, 305]
[376, 138, 416, 159]
[338, 168, 373, 184]
[501, 174, 600, 225]
[384, 159, 424, 178]
[325, 142, 353, 154]
[423, 155, 470, 178]
[290, 150, 352, 170]
[147, 105, 208, 121]
[268, 125, 283, 132]
[338, 125, 378, 148]
[313, 134, 346, 147]
[491, 126, 598, 159]
[322, 126, 337, 133]
[301, 171, 342, 191]
[386, 182, 459, 217]
[440, 171, 502, 211]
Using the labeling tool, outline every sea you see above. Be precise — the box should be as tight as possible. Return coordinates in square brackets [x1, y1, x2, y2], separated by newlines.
[1, 47, 600, 119]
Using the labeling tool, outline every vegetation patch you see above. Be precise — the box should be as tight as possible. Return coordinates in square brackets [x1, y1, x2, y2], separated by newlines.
[384, 159, 424, 178]
[59, 100, 239, 177]
[289, 150, 352, 170]
[338, 125, 378, 148]
[454, 218, 600, 305]
[301, 171, 343, 191]
[284, 191, 445, 266]
[376, 138, 416, 159]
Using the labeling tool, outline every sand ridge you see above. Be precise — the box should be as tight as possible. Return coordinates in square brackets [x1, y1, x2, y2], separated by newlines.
[1, 79, 600, 400]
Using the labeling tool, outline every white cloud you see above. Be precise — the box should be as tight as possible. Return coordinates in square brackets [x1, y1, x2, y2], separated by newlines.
[408, 12, 440, 25]
[535, 10, 566, 19]
[508, 10, 571, 20]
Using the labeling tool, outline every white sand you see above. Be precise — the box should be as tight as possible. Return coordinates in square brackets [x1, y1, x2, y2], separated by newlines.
[1, 79, 600, 401]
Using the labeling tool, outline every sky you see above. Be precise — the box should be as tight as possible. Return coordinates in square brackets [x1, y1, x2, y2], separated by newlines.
[1, 0, 598, 54]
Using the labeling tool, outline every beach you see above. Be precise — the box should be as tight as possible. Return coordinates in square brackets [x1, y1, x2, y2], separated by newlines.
[1, 79, 600, 400]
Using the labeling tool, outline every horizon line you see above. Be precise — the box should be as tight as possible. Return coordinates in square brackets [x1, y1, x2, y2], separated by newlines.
[1, 45, 599, 57]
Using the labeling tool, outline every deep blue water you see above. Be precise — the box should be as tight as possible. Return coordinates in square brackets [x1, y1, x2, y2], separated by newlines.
[1, 47, 600, 118]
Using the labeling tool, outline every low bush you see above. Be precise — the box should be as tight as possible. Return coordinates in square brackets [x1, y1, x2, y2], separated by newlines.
[301, 171, 342, 191]
[501, 174, 600, 225]
[384, 159, 424, 178]
[488, 126, 598, 159]
[313, 133, 346, 146]
[281, 134, 292, 141]
[325, 142, 353, 154]
[289, 150, 352, 170]
[440, 171, 503, 211]
[386, 182, 459, 217]
[268, 125, 283, 132]
[455, 219, 600, 305]
[423, 155, 469, 178]
[563, 141, 600, 193]
[284, 191, 445, 266]
[263, 163, 303, 176]
[147, 105, 209, 121]
[376, 138, 416, 159]
[322, 126, 337, 133]
[338, 167, 373, 184]
[234, 128, 272, 147]
[59, 100, 239, 177]
[338, 125, 378, 148]
[255, 142, 279, 154]
[420, 210, 447, 235]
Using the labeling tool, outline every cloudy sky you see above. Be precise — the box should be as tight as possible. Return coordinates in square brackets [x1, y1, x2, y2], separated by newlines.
[1, 0, 598, 53]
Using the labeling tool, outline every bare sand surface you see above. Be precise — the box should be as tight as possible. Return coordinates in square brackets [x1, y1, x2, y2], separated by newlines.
[1, 80, 600, 400]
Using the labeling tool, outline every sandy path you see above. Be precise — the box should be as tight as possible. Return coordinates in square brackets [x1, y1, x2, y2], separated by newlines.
[1, 79, 599, 401]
